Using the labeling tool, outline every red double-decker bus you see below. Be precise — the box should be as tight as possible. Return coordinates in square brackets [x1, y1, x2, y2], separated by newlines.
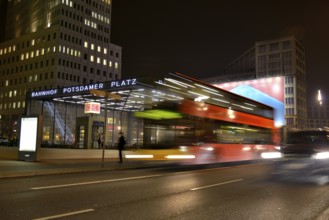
[127, 86, 281, 164]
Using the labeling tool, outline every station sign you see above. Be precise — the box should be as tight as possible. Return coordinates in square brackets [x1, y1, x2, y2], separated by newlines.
[85, 102, 101, 114]
[29, 78, 137, 99]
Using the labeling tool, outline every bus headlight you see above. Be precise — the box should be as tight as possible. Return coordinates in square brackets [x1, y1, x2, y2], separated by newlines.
[261, 151, 282, 159]
[312, 152, 329, 160]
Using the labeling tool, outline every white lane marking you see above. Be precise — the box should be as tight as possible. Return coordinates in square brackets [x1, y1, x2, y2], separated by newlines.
[33, 208, 94, 220]
[173, 162, 265, 175]
[190, 179, 244, 191]
[31, 175, 161, 190]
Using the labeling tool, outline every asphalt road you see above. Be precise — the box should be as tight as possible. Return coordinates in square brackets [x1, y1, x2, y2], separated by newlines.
[1, 163, 329, 220]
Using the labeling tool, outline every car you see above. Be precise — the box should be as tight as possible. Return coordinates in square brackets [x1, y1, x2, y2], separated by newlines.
[271, 130, 329, 185]
[0, 137, 11, 146]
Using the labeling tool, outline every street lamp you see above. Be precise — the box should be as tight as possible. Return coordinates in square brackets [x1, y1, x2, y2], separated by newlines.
[318, 90, 323, 106]
[90, 89, 121, 167]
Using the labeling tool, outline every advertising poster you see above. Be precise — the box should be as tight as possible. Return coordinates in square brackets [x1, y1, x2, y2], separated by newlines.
[213, 77, 284, 127]
[19, 117, 38, 152]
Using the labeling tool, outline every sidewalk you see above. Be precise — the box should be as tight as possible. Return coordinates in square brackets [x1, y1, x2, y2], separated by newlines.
[0, 158, 168, 179]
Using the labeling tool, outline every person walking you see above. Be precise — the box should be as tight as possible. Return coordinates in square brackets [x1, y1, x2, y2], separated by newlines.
[118, 132, 126, 163]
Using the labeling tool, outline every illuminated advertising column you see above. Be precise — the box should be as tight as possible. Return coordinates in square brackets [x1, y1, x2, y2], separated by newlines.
[18, 116, 42, 161]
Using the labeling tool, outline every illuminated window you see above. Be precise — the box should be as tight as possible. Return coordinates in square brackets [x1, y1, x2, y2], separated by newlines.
[8, 46, 11, 53]
[84, 41, 88, 48]
[13, 45, 16, 51]
[90, 55, 94, 62]
[115, 62, 118, 69]
[22, 101, 25, 108]
[87, 20, 90, 26]
[21, 54, 24, 60]
[53, 46, 56, 52]
[31, 39, 35, 46]
[109, 61, 112, 67]
[13, 102, 16, 109]
[41, 48, 45, 55]
[103, 59, 107, 65]
[14, 90, 17, 97]
[30, 51, 34, 58]
[104, 48, 107, 54]
[97, 46, 101, 52]
[9, 91, 12, 97]
[34, 74, 38, 81]
[17, 102, 21, 108]
[91, 44, 95, 50]
[25, 52, 29, 59]
[97, 57, 100, 64]
[0, 49, 2, 55]
[36, 50, 39, 56]
[5, 80, 8, 86]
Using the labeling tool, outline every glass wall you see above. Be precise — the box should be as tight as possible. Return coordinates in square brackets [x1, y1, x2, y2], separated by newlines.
[30, 100, 144, 149]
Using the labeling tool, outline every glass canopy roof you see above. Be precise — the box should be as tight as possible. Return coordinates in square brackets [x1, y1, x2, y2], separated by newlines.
[28, 72, 274, 119]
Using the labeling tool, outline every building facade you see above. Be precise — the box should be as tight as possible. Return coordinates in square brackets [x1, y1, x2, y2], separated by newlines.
[0, 0, 122, 137]
[205, 36, 307, 129]
[307, 104, 329, 129]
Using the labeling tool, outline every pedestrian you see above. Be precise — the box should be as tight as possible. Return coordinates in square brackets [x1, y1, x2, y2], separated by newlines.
[118, 132, 126, 163]
[98, 132, 104, 148]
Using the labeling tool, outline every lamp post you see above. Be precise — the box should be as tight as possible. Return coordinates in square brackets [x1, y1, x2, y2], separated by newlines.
[90, 90, 121, 167]
[318, 90, 323, 106]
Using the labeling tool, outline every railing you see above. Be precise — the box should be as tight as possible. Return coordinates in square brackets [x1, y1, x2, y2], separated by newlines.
[44, 101, 73, 144]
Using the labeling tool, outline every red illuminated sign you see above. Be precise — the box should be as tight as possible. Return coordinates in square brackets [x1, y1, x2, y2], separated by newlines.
[85, 102, 101, 114]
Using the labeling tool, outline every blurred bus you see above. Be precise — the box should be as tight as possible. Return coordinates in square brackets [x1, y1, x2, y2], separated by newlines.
[127, 96, 281, 164]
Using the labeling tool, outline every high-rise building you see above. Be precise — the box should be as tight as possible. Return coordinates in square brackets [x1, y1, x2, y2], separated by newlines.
[205, 36, 307, 129]
[0, 0, 122, 137]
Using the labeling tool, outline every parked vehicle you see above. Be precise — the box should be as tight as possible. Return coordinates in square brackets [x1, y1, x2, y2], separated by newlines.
[0, 137, 11, 146]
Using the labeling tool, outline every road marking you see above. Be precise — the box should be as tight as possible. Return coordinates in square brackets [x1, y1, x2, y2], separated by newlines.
[33, 209, 94, 220]
[190, 179, 244, 191]
[31, 175, 161, 190]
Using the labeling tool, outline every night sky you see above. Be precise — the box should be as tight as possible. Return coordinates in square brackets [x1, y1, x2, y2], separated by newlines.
[110, 0, 329, 103]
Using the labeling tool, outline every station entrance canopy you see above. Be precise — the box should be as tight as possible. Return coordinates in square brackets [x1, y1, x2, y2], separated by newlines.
[27, 72, 274, 119]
